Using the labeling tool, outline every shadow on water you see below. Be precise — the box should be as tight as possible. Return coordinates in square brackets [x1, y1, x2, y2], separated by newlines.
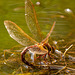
[0, 0, 75, 74]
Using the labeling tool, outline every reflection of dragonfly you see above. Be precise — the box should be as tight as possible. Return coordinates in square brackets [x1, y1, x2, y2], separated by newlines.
[4, 0, 56, 69]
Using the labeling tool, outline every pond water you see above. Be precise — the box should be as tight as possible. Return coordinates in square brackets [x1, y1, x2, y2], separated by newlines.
[0, 0, 75, 75]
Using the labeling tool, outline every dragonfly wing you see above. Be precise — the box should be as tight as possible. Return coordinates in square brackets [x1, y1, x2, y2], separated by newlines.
[4, 20, 38, 46]
[29, 47, 48, 54]
[41, 21, 56, 44]
[25, 0, 43, 42]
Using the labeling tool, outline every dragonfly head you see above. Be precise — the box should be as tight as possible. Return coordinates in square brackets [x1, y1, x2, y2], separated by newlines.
[42, 43, 55, 53]
[36, 43, 55, 53]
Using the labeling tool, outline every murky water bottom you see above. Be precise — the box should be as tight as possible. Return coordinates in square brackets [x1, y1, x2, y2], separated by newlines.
[0, 44, 75, 75]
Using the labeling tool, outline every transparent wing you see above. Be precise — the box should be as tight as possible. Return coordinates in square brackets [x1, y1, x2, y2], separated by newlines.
[4, 20, 38, 46]
[25, 0, 43, 42]
[41, 21, 56, 44]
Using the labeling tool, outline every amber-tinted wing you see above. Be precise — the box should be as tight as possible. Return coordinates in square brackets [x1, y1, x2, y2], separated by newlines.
[4, 20, 38, 46]
[41, 21, 56, 44]
[25, 0, 43, 42]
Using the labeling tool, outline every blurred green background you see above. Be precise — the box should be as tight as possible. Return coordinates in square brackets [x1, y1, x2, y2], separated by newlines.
[0, 0, 75, 50]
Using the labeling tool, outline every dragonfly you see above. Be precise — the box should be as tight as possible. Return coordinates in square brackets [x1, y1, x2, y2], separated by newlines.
[4, 0, 56, 69]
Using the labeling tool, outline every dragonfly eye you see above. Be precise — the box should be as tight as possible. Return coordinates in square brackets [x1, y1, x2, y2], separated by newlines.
[43, 43, 55, 53]
[51, 46, 55, 53]
[43, 43, 51, 51]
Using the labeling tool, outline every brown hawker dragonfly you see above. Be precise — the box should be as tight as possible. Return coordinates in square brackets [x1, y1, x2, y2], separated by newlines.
[4, 0, 56, 69]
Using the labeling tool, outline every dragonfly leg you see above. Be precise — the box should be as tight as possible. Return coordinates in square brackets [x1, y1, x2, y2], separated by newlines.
[34, 43, 55, 63]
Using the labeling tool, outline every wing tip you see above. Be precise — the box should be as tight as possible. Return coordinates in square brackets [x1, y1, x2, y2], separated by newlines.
[4, 20, 13, 29]
[4, 20, 10, 25]
[4, 20, 14, 26]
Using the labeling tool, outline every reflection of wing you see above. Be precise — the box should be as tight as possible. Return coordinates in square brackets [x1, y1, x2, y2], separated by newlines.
[25, 0, 43, 42]
[4, 20, 38, 46]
